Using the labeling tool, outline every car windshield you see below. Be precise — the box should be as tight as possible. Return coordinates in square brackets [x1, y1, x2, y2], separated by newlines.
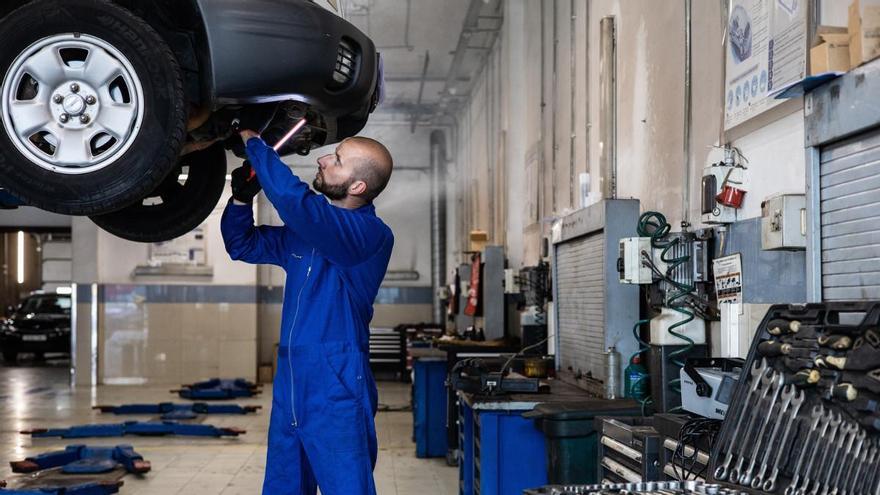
[20, 296, 71, 315]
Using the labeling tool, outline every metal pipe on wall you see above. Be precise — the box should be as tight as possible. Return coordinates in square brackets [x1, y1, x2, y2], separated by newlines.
[599, 16, 617, 199]
[430, 130, 448, 325]
[682, 0, 693, 225]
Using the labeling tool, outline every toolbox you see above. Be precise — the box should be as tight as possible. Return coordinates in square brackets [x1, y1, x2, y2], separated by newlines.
[523, 302, 880, 495]
[594, 417, 661, 484]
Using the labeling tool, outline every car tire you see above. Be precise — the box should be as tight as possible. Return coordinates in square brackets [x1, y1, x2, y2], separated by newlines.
[0, 0, 186, 215]
[3, 351, 17, 364]
[90, 143, 228, 243]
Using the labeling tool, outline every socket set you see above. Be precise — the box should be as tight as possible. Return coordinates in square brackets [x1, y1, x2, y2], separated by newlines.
[523, 481, 750, 494]
[709, 302, 880, 495]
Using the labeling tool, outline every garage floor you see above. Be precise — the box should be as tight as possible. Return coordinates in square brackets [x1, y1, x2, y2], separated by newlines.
[0, 359, 458, 494]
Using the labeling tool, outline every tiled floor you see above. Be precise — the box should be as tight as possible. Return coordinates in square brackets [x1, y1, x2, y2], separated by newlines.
[0, 357, 458, 494]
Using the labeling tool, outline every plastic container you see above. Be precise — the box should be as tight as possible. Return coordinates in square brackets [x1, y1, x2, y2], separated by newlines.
[624, 355, 649, 401]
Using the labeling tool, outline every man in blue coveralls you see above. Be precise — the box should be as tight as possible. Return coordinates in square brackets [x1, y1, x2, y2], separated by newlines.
[221, 117, 394, 494]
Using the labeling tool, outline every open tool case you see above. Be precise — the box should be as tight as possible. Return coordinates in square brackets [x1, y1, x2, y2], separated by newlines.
[709, 302, 880, 495]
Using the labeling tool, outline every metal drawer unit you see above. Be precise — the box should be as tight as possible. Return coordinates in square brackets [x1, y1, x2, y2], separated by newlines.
[368, 327, 406, 380]
[596, 417, 661, 484]
[552, 200, 640, 390]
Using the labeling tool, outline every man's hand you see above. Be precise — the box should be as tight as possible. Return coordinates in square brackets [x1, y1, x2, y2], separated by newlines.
[231, 161, 262, 204]
[240, 129, 260, 144]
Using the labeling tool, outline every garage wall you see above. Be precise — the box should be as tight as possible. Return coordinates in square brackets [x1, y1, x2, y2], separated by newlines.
[452, 0, 813, 273]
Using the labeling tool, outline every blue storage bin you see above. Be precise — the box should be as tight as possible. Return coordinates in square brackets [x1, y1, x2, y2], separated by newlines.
[413, 359, 448, 458]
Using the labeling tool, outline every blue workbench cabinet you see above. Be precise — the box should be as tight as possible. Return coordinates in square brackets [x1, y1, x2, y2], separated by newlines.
[413, 359, 448, 458]
[458, 399, 548, 495]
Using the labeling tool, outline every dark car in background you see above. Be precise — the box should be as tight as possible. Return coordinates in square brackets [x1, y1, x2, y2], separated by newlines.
[0, 293, 72, 364]
[0, 0, 381, 242]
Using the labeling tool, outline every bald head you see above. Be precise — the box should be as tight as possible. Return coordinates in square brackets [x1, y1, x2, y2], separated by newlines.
[344, 137, 394, 202]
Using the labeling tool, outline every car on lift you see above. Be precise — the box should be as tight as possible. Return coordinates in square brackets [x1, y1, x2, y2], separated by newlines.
[0, 292, 72, 364]
[0, 0, 382, 242]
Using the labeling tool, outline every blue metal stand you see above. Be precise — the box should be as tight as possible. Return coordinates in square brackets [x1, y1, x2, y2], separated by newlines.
[413, 359, 448, 458]
[22, 421, 245, 439]
[95, 402, 260, 419]
[11, 445, 149, 475]
[174, 378, 261, 400]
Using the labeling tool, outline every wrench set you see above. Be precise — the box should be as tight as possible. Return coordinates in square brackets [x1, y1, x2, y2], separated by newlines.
[709, 302, 880, 495]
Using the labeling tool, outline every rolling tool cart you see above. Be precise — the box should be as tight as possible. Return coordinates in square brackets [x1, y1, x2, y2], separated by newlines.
[594, 417, 661, 485]
[523, 480, 759, 494]
[709, 302, 880, 495]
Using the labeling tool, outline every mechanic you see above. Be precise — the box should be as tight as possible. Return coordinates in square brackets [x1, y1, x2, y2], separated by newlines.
[221, 112, 394, 495]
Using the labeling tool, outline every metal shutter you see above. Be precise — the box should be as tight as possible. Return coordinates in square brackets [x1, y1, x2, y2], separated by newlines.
[820, 129, 880, 301]
[555, 233, 607, 380]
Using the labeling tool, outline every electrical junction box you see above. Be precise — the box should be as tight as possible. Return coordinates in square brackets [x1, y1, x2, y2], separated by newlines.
[618, 237, 653, 284]
[679, 366, 740, 419]
[701, 164, 741, 224]
[761, 193, 806, 250]
[650, 307, 707, 345]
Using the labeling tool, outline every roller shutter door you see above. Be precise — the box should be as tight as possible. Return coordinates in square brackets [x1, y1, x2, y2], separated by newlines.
[555, 233, 606, 380]
[820, 129, 880, 301]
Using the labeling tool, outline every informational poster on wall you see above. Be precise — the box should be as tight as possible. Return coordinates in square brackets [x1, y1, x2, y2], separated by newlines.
[724, 0, 807, 130]
[713, 253, 743, 305]
[148, 227, 207, 267]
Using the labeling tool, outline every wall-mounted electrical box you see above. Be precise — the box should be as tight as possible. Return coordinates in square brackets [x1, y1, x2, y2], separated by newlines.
[701, 165, 740, 224]
[618, 237, 653, 284]
[761, 193, 806, 251]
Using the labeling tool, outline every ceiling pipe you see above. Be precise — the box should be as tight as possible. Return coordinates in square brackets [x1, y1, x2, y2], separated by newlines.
[599, 16, 617, 199]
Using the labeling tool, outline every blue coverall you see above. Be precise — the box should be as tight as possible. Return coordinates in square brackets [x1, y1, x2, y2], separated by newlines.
[221, 138, 394, 495]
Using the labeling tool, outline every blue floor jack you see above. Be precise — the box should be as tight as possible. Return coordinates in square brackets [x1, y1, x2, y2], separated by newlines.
[94, 402, 261, 420]
[1, 445, 149, 494]
[172, 378, 261, 400]
[21, 421, 245, 439]
[0, 480, 122, 495]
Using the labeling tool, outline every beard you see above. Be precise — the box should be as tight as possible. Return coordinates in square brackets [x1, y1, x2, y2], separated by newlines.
[313, 172, 352, 201]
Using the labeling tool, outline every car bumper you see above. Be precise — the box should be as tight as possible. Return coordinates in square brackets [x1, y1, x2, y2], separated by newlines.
[197, 0, 379, 119]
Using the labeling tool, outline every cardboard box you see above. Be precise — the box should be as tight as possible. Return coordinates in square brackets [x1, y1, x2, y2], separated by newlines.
[811, 31, 851, 74]
[849, 0, 880, 68]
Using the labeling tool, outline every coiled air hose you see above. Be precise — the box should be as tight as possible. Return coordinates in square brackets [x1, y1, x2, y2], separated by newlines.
[636, 211, 695, 412]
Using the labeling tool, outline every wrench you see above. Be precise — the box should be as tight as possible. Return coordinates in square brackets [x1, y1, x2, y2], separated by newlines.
[829, 426, 861, 495]
[817, 422, 857, 495]
[803, 411, 842, 495]
[730, 369, 778, 483]
[763, 388, 807, 492]
[739, 372, 785, 486]
[752, 384, 799, 489]
[837, 429, 866, 495]
[784, 406, 828, 495]
[714, 359, 769, 481]
[794, 410, 836, 495]
[852, 442, 878, 495]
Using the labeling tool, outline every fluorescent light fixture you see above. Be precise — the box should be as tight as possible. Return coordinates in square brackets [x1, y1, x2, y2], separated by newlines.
[16, 231, 24, 284]
[56, 287, 73, 295]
